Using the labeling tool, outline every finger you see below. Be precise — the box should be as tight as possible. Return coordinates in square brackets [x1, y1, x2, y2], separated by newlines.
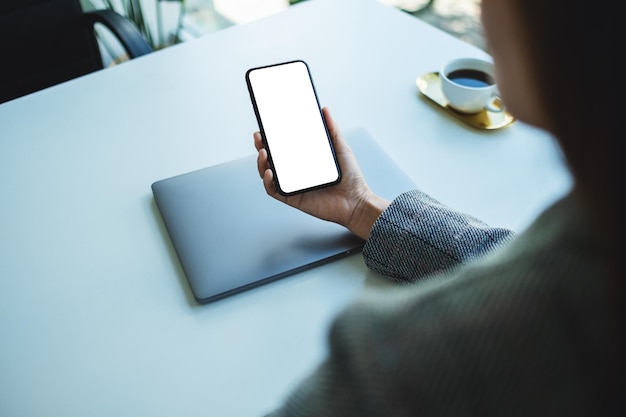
[253, 131, 264, 151]
[322, 107, 336, 139]
[322, 107, 349, 154]
[262, 168, 278, 196]
[257, 148, 269, 178]
[262, 169, 289, 204]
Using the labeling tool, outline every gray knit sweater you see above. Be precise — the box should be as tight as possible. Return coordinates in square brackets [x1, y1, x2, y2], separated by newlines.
[266, 189, 615, 416]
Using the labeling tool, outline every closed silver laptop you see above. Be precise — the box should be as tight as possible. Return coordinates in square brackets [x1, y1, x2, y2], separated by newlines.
[151, 128, 415, 304]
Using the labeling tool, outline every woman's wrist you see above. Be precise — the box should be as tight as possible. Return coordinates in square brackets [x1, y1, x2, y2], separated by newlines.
[348, 192, 390, 240]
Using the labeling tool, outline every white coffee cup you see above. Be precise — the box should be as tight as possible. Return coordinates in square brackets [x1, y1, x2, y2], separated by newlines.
[440, 57, 504, 114]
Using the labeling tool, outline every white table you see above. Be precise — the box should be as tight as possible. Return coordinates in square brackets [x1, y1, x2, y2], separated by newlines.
[0, 0, 571, 415]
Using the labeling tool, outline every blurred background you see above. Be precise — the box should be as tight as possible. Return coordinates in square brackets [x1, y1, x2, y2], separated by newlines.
[83, 0, 484, 64]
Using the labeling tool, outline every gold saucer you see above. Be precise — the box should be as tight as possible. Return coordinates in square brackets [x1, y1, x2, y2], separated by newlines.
[416, 72, 515, 130]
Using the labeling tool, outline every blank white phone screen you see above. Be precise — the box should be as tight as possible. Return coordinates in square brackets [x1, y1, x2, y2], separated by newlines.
[247, 61, 340, 195]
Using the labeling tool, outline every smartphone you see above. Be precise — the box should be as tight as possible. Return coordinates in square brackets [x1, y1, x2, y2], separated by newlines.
[245, 60, 341, 196]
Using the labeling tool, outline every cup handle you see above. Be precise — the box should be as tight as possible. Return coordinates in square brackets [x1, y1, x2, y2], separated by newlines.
[485, 93, 506, 113]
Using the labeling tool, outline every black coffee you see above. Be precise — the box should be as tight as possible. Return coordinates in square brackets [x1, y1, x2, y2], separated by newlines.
[447, 69, 494, 88]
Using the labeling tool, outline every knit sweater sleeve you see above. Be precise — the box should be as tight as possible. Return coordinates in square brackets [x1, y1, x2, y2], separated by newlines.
[363, 189, 516, 283]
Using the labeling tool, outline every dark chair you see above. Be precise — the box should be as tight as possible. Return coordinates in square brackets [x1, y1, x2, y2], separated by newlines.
[0, 0, 153, 104]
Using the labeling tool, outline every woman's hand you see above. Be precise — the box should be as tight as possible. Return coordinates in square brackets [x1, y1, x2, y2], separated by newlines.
[254, 107, 389, 240]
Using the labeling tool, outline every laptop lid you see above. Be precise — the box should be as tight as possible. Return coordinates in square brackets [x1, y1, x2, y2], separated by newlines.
[151, 128, 415, 304]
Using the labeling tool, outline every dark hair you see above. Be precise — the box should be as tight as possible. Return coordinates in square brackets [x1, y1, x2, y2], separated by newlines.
[515, 2, 615, 187]
[511, 0, 622, 406]
[513, 1, 619, 262]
